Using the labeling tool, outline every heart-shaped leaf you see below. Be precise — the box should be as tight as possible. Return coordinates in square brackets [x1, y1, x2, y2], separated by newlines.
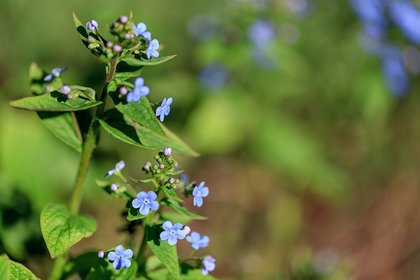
[0, 254, 40, 280]
[40, 203, 97, 258]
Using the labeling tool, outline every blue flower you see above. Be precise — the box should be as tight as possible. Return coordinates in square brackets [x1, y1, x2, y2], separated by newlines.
[199, 64, 228, 90]
[107, 245, 133, 270]
[132, 191, 159, 215]
[248, 19, 276, 49]
[192, 181, 209, 207]
[156, 97, 173, 122]
[133, 22, 151, 41]
[389, 1, 420, 45]
[201, 256, 216, 275]
[105, 160, 125, 177]
[350, 0, 386, 39]
[86, 20, 98, 31]
[159, 221, 187, 245]
[44, 66, 67, 82]
[186, 232, 209, 250]
[146, 39, 160, 59]
[126, 77, 150, 103]
[381, 45, 409, 97]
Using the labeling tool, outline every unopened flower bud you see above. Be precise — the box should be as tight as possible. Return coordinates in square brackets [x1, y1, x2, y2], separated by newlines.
[106, 41, 113, 48]
[111, 183, 119, 192]
[60, 85, 71, 95]
[159, 164, 165, 169]
[86, 20, 98, 31]
[120, 15, 129, 23]
[119, 86, 128, 95]
[98, 251, 105, 258]
[169, 177, 175, 184]
[183, 226, 191, 235]
[164, 147, 172, 156]
[113, 44, 122, 53]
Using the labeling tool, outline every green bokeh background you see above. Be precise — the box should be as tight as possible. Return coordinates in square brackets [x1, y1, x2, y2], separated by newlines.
[2, 0, 420, 279]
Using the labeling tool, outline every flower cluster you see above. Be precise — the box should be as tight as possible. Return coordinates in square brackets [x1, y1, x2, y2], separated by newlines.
[350, 0, 420, 96]
[84, 15, 160, 62]
[98, 148, 215, 275]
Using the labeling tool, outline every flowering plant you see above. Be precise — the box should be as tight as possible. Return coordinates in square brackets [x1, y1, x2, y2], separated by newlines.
[5, 13, 216, 280]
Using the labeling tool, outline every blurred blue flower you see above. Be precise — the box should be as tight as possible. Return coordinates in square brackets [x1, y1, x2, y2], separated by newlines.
[389, 1, 420, 45]
[381, 46, 409, 96]
[179, 173, 189, 189]
[199, 64, 228, 90]
[132, 191, 159, 215]
[192, 181, 209, 207]
[160, 221, 187, 245]
[187, 14, 219, 42]
[248, 19, 276, 49]
[133, 22, 151, 41]
[127, 77, 150, 103]
[284, 0, 310, 17]
[86, 20, 98, 31]
[186, 232, 209, 250]
[107, 245, 133, 270]
[146, 39, 160, 59]
[350, 0, 386, 39]
[156, 97, 173, 122]
[201, 256, 216, 275]
[105, 160, 125, 177]
[44, 66, 67, 82]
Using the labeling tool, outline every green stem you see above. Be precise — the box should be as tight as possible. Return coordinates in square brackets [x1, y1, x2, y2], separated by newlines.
[137, 227, 148, 274]
[48, 59, 118, 280]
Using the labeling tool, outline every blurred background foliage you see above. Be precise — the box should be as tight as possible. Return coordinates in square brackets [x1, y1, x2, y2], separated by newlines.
[2, 0, 420, 279]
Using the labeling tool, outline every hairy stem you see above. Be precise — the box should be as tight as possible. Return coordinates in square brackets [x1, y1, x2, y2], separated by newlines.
[48, 59, 117, 280]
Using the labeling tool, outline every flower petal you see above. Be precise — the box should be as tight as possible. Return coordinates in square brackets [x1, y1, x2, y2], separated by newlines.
[160, 230, 170, 241]
[150, 200, 159, 211]
[162, 221, 173, 231]
[115, 245, 124, 255]
[168, 236, 177, 245]
[139, 204, 150, 215]
[132, 198, 142, 209]
[123, 249, 133, 258]
[194, 196, 203, 207]
[107, 251, 117, 261]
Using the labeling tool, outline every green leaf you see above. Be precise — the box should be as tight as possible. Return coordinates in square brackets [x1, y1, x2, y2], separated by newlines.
[0, 255, 40, 280]
[40, 203, 97, 258]
[10, 87, 101, 112]
[73, 12, 89, 40]
[120, 55, 176, 67]
[146, 224, 181, 280]
[86, 259, 137, 280]
[161, 187, 183, 203]
[114, 96, 164, 135]
[99, 110, 198, 156]
[38, 112, 82, 152]
[162, 200, 207, 221]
